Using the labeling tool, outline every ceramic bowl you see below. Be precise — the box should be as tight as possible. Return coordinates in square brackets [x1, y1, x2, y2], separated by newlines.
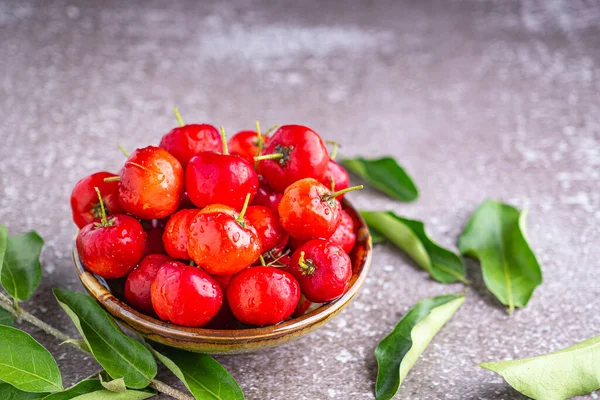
[73, 199, 372, 354]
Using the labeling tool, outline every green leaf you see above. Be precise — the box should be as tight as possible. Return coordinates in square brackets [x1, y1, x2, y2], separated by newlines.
[480, 335, 600, 400]
[341, 157, 418, 202]
[368, 227, 386, 245]
[70, 388, 155, 400]
[0, 379, 145, 400]
[0, 231, 44, 303]
[375, 293, 464, 400]
[458, 199, 542, 313]
[361, 211, 468, 283]
[151, 343, 244, 400]
[0, 308, 14, 326]
[53, 289, 157, 389]
[99, 373, 127, 393]
[0, 225, 7, 272]
[0, 381, 47, 399]
[0, 326, 63, 393]
[43, 380, 104, 400]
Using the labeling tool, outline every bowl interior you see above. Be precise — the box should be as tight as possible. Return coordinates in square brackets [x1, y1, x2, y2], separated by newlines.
[73, 199, 372, 353]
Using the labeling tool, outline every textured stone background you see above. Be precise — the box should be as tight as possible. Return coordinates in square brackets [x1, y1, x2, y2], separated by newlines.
[1, 0, 599, 399]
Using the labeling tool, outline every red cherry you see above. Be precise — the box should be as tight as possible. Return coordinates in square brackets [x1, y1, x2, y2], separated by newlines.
[76, 188, 146, 279]
[278, 178, 348, 241]
[251, 176, 283, 211]
[293, 294, 313, 317]
[151, 261, 223, 327]
[163, 209, 200, 260]
[289, 239, 352, 303]
[71, 172, 122, 228]
[227, 130, 266, 165]
[188, 198, 261, 275]
[259, 125, 329, 193]
[177, 192, 196, 210]
[328, 209, 356, 253]
[124, 254, 173, 314]
[204, 274, 238, 329]
[244, 206, 286, 254]
[186, 127, 259, 210]
[186, 152, 258, 210]
[260, 233, 290, 265]
[159, 123, 221, 168]
[227, 266, 300, 326]
[319, 160, 350, 199]
[118, 146, 184, 220]
[143, 222, 166, 256]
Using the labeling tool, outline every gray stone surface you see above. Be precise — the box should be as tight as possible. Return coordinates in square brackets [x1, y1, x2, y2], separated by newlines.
[1, 0, 599, 399]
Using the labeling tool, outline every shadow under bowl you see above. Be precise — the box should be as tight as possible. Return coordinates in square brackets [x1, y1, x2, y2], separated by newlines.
[73, 199, 372, 354]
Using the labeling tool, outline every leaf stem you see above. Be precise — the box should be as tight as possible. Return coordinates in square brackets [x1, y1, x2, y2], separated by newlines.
[150, 379, 194, 400]
[0, 291, 193, 400]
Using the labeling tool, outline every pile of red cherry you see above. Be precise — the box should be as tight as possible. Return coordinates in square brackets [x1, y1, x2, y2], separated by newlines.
[71, 118, 362, 328]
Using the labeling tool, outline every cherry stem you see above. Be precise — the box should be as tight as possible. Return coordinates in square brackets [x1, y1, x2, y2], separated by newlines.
[174, 107, 184, 127]
[326, 140, 339, 160]
[118, 145, 130, 158]
[220, 126, 228, 155]
[127, 161, 151, 172]
[94, 187, 108, 226]
[259, 254, 266, 266]
[265, 124, 279, 136]
[254, 121, 263, 171]
[189, 260, 195, 267]
[104, 176, 121, 182]
[254, 153, 283, 161]
[298, 251, 315, 275]
[236, 193, 252, 223]
[326, 184, 364, 200]
[255, 120, 263, 142]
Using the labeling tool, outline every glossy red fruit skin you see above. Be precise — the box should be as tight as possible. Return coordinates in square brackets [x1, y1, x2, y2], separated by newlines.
[244, 206, 286, 253]
[260, 125, 329, 193]
[204, 274, 238, 329]
[293, 294, 313, 317]
[227, 266, 300, 326]
[163, 209, 200, 259]
[124, 254, 173, 314]
[151, 262, 223, 327]
[76, 215, 147, 279]
[118, 146, 184, 220]
[328, 210, 356, 253]
[188, 205, 261, 275]
[278, 178, 342, 241]
[71, 172, 123, 228]
[159, 124, 221, 168]
[186, 152, 259, 211]
[260, 233, 289, 265]
[228, 130, 270, 165]
[319, 160, 350, 199]
[251, 176, 283, 211]
[289, 239, 352, 303]
[143, 223, 166, 256]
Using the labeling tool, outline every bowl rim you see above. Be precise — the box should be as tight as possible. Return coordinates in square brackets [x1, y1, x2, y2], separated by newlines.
[73, 199, 372, 342]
